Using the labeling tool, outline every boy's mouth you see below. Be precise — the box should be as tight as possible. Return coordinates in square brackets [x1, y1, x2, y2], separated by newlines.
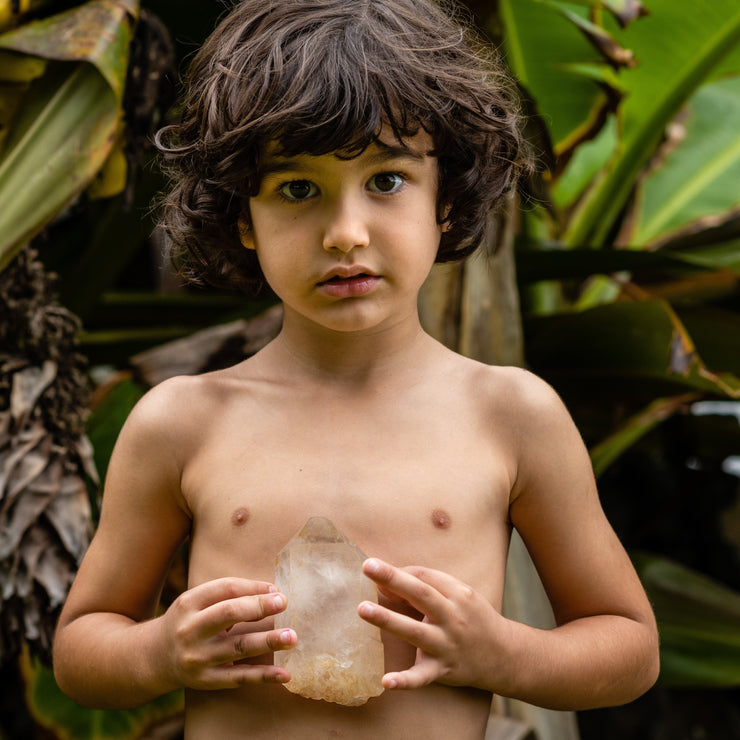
[317, 269, 381, 297]
[318, 266, 377, 284]
[322, 272, 371, 283]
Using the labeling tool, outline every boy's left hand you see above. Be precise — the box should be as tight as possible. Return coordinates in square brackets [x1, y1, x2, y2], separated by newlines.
[358, 558, 508, 691]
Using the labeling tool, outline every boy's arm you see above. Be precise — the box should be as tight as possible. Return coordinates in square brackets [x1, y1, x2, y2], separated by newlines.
[53, 379, 295, 709]
[360, 371, 659, 710]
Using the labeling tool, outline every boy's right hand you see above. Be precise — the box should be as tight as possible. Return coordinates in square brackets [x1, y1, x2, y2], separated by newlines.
[156, 577, 296, 691]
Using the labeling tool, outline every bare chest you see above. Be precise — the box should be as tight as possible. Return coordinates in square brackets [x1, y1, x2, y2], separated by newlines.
[181, 392, 513, 600]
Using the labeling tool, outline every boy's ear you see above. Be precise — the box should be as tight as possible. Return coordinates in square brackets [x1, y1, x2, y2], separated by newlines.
[237, 216, 255, 250]
[440, 203, 453, 232]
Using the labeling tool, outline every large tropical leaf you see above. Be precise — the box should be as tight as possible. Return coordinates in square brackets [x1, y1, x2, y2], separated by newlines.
[0, 0, 136, 97]
[0, 63, 118, 271]
[0, 0, 56, 33]
[497, 0, 614, 156]
[669, 240, 740, 275]
[0, 0, 138, 272]
[563, 0, 740, 247]
[524, 299, 740, 398]
[626, 75, 740, 247]
[633, 554, 740, 687]
[589, 393, 699, 477]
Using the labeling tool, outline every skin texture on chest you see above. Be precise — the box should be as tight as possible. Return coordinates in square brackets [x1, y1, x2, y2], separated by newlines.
[184, 422, 512, 598]
[180, 368, 513, 601]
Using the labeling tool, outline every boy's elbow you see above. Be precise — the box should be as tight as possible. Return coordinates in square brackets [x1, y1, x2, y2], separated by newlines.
[53, 658, 124, 711]
[52, 641, 88, 708]
[639, 630, 661, 697]
[620, 619, 661, 705]
[590, 617, 660, 709]
[52, 629, 104, 710]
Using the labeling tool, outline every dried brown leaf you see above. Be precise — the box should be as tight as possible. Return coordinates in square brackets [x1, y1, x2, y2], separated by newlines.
[0, 246, 95, 665]
[9, 360, 56, 428]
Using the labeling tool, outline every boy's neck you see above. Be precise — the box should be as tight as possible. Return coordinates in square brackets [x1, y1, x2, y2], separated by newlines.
[263, 307, 441, 390]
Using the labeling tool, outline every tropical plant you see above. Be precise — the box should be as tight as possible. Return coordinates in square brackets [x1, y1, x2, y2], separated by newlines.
[0, 1, 190, 737]
[490, 0, 740, 693]
[2, 0, 739, 737]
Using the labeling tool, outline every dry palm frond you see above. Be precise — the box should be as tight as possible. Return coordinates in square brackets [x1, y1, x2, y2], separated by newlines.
[0, 246, 97, 666]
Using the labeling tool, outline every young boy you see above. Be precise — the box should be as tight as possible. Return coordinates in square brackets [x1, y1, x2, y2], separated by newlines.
[53, 0, 660, 737]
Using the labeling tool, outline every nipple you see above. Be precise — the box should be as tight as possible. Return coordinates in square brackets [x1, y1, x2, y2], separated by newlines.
[231, 507, 250, 527]
[431, 508, 451, 530]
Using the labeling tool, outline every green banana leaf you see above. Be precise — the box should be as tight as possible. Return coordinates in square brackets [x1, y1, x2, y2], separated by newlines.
[0, 0, 137, 99]
[627, 75, 740, 247]
[633, 554, 740, 687]
[549, 0, 648, 27]
[669, 240, 740, 275]
[497, 0, 612, 156]
[22, 650, 183, 740]
[515, 245, 733, 285]
[0, 0, 57, 33]
[551, 113, 618, 210]
[676, 305, 740, 377]
[0, 0, 138, 273]
[0, 62, 119, 271]
[589, 393, 699, 477]
[564, 0, 740, 247]
[524, 299, 740, 398]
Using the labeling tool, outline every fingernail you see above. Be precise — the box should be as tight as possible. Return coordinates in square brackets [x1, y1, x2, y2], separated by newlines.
[364, 558, 380, 575]
[272, 594, 285, 609]
[280, 629, 293, 645]
[359, 602, 375, 618]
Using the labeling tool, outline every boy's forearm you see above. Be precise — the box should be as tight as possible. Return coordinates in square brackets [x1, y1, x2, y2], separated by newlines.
[54, 613, 177, 709]
[487, 614, 659, 711]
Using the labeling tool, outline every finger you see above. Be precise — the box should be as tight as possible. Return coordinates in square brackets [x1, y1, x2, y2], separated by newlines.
[402, 564, 475, 600]
[199, 661, 292, 690]
[233, 627, 297, 661]
[181, 577, 277, 611]
[363, 559, 450, 623]
[204, 591, 288, 636]
[358, 600, 438, 653]
[382, 661, 440, 691]
[208, 625, 297, 667]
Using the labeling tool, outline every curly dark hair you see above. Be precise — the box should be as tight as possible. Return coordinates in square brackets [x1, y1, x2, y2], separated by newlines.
[156, 0, 528, 292]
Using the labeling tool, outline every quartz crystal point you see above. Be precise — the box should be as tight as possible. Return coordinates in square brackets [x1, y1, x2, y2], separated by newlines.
[274, 517, 385, 705]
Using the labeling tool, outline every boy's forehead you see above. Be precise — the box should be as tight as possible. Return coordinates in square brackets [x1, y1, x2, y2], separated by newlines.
[263, 128, 435, 163]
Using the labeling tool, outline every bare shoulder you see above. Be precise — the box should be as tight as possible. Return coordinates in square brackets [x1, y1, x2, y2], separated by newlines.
[126, 362, 253, 428]
[116, 363, 257, 469]
[452, 355, 566, 425]
[447, 356, 586, 491]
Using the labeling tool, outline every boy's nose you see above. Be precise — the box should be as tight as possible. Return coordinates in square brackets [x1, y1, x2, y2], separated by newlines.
[321, 197, 370, 254]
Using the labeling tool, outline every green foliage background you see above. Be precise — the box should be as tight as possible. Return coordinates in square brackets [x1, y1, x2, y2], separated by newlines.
[1, 0, 739, 737]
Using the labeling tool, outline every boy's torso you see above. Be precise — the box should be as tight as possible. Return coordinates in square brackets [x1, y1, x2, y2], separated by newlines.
[174, 344, 519, 738]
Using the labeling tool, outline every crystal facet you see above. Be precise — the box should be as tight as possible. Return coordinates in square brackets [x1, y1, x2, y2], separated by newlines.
[274, 517, 385, 705]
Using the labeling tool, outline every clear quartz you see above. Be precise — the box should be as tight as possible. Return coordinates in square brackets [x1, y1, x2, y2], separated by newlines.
[274, 517, 385, 705]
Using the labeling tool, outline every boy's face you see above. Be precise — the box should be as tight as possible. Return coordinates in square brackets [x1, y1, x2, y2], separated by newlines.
[239, 130, 444, 334]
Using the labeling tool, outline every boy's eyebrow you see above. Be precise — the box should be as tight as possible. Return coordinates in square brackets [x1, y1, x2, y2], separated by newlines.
[259, 144, 427, 178]
[365, 143, 427, 164]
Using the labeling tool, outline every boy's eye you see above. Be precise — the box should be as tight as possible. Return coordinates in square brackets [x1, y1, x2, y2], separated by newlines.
[368, 173, 404, 194]
[279, 180, 317, 201]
